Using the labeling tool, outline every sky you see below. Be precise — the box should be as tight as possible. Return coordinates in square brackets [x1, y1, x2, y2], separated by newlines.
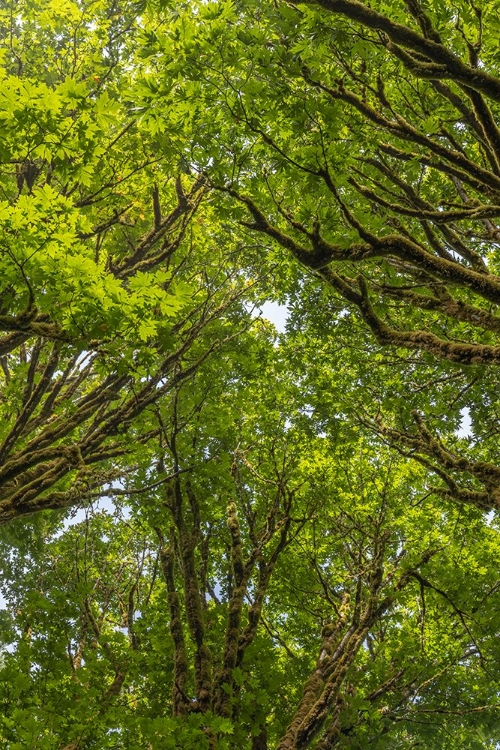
[258, 300, 289, 333]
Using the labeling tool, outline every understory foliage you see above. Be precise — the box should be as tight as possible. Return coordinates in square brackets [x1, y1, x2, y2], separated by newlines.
[0, 0, 499, 748]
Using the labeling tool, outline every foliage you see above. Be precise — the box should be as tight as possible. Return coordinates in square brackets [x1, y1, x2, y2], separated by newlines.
[0, 0, 499, 749]
[134, 0, 500, 514]
[1, 347, 499, 748]
[0, 0, 259, 520]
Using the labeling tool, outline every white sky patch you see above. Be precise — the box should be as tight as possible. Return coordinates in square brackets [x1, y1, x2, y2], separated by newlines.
[485, 509, 496, 527]
[456, 406, 472, 438]
[258, 301, 289, 333]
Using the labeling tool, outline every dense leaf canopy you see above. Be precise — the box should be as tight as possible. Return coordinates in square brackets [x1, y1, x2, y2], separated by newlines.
[0, 0, 499, 748]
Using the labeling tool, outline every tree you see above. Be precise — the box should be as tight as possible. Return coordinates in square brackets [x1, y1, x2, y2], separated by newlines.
[137, 0, 500, 513]
[0, 0, 255, 521]
[1, 338, 499, 748]
[0, 1, 500, 748]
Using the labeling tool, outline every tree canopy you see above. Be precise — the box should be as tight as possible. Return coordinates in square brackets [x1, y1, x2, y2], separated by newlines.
[0, 0, 499, 748]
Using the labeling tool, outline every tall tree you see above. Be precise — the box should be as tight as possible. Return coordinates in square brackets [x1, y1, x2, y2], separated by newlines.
[137, 0, 500, 512]
[0, 1, 499, 748]
[0, 0, 256, 520]
[1, 334, 498, 748]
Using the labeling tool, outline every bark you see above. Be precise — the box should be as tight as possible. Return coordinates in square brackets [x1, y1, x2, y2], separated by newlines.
[159, 536, 191, 715]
